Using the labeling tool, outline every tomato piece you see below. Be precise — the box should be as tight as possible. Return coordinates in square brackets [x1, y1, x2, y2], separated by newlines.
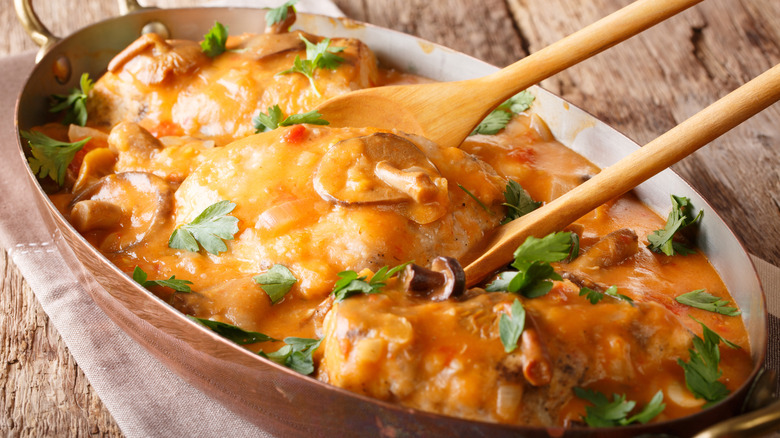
[282, 125, 307, 144]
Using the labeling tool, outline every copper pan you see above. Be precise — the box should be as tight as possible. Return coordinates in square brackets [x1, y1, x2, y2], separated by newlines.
[12, 0, 779, 436]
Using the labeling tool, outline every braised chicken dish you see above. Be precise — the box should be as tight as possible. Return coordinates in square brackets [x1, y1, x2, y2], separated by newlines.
[25, 7, 752, 429]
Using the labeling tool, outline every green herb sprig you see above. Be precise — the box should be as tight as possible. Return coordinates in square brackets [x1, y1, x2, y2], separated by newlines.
[259, 337, 322, 375]
[676, 290, 741, 316]
[471, 90, 535, 135]
[501, 179, 540, 224]
[677, 316, 740, 405]
[133, 266, 193, 293]
[265, 0, 298, 27]
[332, 262, 411, 302]
[574, 388, 665, 427]
[499, 299, 526, 353]
[169, 200, 240, 255]
[254, 264, 297, 304]
[486, 232, 572, 298]
[648, 195, 702, 256]
[21, 130, 90, 186]
[188, 316, 277, 344]
[253, 105, 329, 133]
[49, 73, 93, 127]
[201, 22, 228, 57]
[277, 35, 345, 96]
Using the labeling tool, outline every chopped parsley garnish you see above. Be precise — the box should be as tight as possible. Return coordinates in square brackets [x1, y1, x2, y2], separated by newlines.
[49, 72, 93, 127]
[471, 90, 535, 135]
[188, 316, 277, 345]
[501, 179, 540, 224]
[21, 130, 90, 186]
[259, 337, 321, 375]
[579, 285, 633, 305]
[254, 264, 297, 304]
[331, 262, 411, 302]
[499, 299, 526, 353]
[677, 316, 740, 405]
[647, 195, 702, 256]
[253, 104, 329, 133]
[132, 266, 193, 293]
[265, 0, 298, 27]
[458, 184, 494, 214]
[574, 388, 665, 427]
[169, 200, 240, 255]
[201, 22, 228, 57]
[676, 290, 741, 316]
[485, 232, 572, 298]
[277, 35, 345, 96]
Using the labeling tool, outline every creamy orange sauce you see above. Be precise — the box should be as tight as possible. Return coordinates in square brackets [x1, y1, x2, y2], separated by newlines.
[35, 23, 752, 428]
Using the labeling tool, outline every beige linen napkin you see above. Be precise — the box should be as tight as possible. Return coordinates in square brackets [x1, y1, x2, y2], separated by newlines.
[1, 2, 778, 436]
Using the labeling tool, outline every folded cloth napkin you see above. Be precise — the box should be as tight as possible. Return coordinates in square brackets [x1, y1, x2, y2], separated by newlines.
[1, 1, 779, 436]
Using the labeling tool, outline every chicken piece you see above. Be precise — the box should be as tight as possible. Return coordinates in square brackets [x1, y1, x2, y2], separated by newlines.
[318, 284, 694, 426]
[561, 228, 639, 291]
[88, 27, 379, 145]
[172, 126, 505, 300]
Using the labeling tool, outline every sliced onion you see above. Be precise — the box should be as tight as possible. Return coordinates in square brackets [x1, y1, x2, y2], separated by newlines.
[496, 384, 523, 420]
[68, 124, 109, 143]
[255, 199, 312, 233]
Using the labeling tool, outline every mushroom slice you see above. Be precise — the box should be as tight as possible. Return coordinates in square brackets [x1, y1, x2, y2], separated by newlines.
[72, 147, 117, 193]
[400, 256, 466, 301]
[108, 121, 163, 157]
[70, 172, 173, 252]
[314, 132, 449, 224]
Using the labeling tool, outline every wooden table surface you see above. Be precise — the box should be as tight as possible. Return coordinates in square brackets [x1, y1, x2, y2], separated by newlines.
[1, 0, 778, 435]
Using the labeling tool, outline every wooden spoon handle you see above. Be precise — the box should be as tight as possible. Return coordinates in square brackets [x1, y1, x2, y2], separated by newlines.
[463, 63, 780, 286]
[430, 0, 705, 147]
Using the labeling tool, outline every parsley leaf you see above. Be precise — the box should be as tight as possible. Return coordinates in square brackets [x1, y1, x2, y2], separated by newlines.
[497, 90, 535, 114]
[499, 299, 526, 353]
[132, 266, 193, 293]
[259, 337, 321, 375]
[471, 90, 535, 135]
[253, 105, 329, 133]
[49, 73, 93, 127]
[472, 110, 512, 135]
[574, 388, 665, 427]
[254, 264, 297, 304]
[265, 0, 298, 27]
[277, 35, 344, 96]
[21, 130, 89, 186]
[485, 232, 571, 297]
[579, 285, 633, 305]
[201, 22, 228, 57]
[648, 195, 702, 256]
[331, 262, 410, 302]
[169, 200, 240, 255]
[458, 183, 494, 214]
[676, 290, 741, 316]
[605, 285, 634, 304]
[188, 316, 277, 344]
[677, 316, 740, 404]
[501, 179, 540, 224]
[579, 286, 604, 304]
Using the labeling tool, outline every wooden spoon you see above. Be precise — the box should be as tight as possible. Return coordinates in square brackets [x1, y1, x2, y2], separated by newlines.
[317, 0, 705, 149]
[462, 63, 780, 286]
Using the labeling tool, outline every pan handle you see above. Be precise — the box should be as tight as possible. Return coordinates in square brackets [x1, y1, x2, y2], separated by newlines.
[13, 0, 59, 60]
[118, 0, 144, 15]
[692, 398, 780, 438]
[14, 0, 152, 62]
